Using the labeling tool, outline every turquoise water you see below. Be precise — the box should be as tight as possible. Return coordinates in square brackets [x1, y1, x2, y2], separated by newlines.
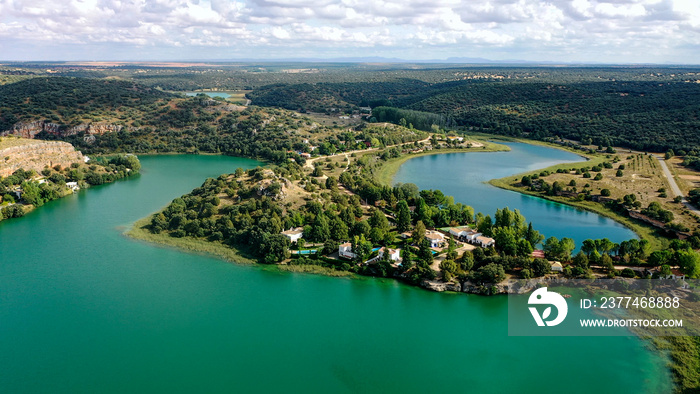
[0, 154, 672, 393]
[393, 142, 637, 246]
[184, 92, 231, 98]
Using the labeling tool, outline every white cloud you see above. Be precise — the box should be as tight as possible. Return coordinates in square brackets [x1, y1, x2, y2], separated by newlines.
[0, 0, 697, 62]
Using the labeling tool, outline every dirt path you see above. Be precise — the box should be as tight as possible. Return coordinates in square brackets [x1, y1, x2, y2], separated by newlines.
[303, 135, 432, 171]
[654, 155, 700, 216]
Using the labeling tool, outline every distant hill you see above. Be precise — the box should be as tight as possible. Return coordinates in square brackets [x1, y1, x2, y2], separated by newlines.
[248, 67, 700, 152]
[0, 77, 175, 132]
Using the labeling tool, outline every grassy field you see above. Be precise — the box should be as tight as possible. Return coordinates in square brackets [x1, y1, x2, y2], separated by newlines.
[487, 146, 700, 247]
[125, 217, 257, 264]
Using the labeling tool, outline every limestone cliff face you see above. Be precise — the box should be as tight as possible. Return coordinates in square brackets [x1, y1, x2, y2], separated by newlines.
[1, 121, 130, 139]
[0, 141, 85, 177]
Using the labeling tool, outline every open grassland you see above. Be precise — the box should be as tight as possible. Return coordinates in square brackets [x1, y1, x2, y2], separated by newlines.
[274, 264, 355, 277]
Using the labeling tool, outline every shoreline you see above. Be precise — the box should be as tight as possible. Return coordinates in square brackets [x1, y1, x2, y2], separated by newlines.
[125, 217, 257, 264]
[488, 177, 666, 250]
[374, 136, 665, 250]
[374, 139, 511, 186]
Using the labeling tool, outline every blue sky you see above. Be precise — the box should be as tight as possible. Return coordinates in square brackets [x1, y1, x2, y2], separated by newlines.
[0, 0, 699, 63]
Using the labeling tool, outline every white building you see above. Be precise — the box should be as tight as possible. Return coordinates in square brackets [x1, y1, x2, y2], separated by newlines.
[465, 230, 482, 242]
[476, 236, 495, 248]
[425, 231, 445, 248]
[66, 182, 80, 192]
[281, 227, 304, 244]
[449, 227, 470, 239]
[550, 262, 563, 272]
[339, 243, 356, 259]
[366, 247, 401, 264]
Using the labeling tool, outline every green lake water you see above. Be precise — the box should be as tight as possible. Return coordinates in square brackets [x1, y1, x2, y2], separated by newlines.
[0, 154, 672, 393]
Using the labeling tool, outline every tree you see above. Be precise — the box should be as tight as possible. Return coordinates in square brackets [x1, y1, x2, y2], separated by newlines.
[474, 263, 506, 283]
[601, 189, 611, 196]
[310, 213, 331, 242]
[493, 226, 518, 256]
[150, 213, 168, 233]
[325, 177, 337, 190]
[446, 238, 458, 261]
[581, 239, 598, 256]
[395, 200, 411, 232]
[400, 247, 414, 271]
[369, 209, 390, 232]
[440, 260, 458, 281]
[352, 235, 373, 263]
[261, 234, 291, 264]
[573, 251, 589, 269]
[676, 248, 700, 278]
[559, 238, 575, 261]
[524, 222, 544, 248]
[329, 215, 349, 241]
[353, 220, 371, 238]
[412, 221, 426, 244]
[532, 258, 551, 277]
[477, 215, 493, 236]
[517, 238, 534, 257]
[601, 254, 614, 272]
[460, 250, 475, 272]
[417, 237, 434, 266]
[621, 268, 636, 278]
[660, 264, 672, 277]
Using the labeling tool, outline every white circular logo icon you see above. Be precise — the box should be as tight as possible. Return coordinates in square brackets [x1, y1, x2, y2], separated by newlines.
[528, 287, 568, 327]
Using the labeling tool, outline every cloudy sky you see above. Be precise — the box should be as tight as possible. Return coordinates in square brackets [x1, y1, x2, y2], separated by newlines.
[0, 0, 699, 63]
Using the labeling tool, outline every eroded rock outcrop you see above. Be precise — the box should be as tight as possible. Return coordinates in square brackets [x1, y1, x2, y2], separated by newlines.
[1, 121, 130, 139]
[0, 141, 85, 177]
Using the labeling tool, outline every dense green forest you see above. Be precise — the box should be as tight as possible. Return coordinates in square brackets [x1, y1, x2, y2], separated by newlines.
[0, 77, 174, 131]
[247, 73, 700, 152]
[0, 77, 431, 164]
[3, 66, 700, 152]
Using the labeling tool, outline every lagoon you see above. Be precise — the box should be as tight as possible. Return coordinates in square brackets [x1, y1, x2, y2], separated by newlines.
[0, 154, 671, 393]
[393, 142, 637, 246]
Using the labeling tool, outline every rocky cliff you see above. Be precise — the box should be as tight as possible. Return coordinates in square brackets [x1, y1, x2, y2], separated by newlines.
[0, 141, 85, 177]
[1, 120, 130, 139]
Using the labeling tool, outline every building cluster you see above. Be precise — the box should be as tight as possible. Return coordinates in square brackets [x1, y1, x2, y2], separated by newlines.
[447, 226, 495, 247]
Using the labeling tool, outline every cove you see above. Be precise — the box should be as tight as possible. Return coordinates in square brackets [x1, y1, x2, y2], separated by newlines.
[393, 142, 638, 245]
[0, 154, 671, 393]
